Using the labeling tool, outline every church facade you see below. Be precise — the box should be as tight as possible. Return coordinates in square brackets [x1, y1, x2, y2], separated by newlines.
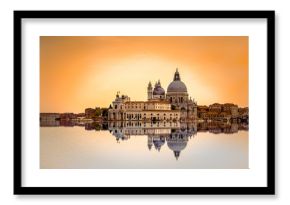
[108, 69, 197, 121]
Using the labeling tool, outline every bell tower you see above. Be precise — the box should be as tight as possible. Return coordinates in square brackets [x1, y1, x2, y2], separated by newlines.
[147, 81, 153, 100]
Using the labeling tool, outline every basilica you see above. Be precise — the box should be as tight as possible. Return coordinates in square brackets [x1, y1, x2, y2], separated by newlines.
[108, 69, 197, 121]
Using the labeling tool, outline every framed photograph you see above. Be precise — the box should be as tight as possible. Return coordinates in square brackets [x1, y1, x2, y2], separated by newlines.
[14, 10, 275, 195]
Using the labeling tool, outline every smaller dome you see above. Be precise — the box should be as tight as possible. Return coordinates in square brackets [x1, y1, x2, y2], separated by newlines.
[153, 80, 165, 95]
[153, 86, 165, 95]
[167, 140, 187, 152]
[153, 138, 165, 151]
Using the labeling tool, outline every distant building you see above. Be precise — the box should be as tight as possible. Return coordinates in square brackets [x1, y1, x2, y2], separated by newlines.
[60, 113, 76, 120]
[40, 113, 60, 121]
[238, 107, 249, 116]
[85, 108, 96, 119]
[209, 103, 222, 113]
[200, 103, 241, 121]
[108, 69, 198, 121]
[197, 105, 209, 119]
[222, 103, 238, 116]
[76, 113, 85, 118]
[40, 113, 60, 126]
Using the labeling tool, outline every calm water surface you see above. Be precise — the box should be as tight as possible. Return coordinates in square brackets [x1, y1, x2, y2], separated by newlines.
[40, 121, 248, 169]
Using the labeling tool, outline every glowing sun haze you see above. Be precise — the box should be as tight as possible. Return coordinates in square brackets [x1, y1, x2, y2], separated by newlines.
[40, 36, 248, 113]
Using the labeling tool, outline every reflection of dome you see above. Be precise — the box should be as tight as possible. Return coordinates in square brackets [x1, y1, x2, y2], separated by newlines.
[111, 129, 129, 142]
[167, 69, 187, 93]
[148, 144, 152, 150]
[167, 140, 187, 152]
[153, 137, 165, 151]
[167, 137, 188, 160]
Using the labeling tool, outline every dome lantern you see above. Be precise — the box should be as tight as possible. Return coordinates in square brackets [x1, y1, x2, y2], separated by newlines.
[173, 68, 181, 81]
[167, 69, 188, 93]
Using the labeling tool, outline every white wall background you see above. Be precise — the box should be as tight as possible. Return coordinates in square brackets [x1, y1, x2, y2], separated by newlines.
[0, 0, 287, 204]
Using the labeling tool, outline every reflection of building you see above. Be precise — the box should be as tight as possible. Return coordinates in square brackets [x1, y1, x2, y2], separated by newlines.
[152, 136, 166, 151]
[107, 121, 248, 159]
[110, 128, 131, 143]
[108, 69, 197, 121]
[40, 115, 248, 159]
[40, 119, 60, 127]
[108, 122, 197, 160]
[197, 122, 243, 134]
[40, 113, 60, 126]
[60, 113, 76, 120]
[167, 131, 189, 160]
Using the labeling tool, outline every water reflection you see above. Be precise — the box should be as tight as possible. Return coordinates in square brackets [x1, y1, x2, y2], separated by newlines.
[109, 122, 196, 160]
[41, 120, 248, 160]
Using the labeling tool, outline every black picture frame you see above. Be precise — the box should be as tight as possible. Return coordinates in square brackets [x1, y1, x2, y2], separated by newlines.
[14, 10, 275, 195]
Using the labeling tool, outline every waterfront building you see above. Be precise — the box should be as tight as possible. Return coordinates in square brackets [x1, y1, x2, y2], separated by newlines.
[238, 107, 249, 117]
[199, 103, 241, 121]
[222, 103, 239, 117]
[85, 108, 96, 118]
[40, 113, 60, 121]
[60, 113, 76, 120]
[108, 69, 198, 121]
[40, 113, 60, 127]
[209, 103, 222, 113]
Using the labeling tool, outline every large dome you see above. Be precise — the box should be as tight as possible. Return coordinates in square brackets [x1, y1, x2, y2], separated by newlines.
[167, 81, 187, 93]
[167, 69, 188, 93]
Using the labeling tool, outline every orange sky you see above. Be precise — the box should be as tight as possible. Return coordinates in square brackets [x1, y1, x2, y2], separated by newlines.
[40, 36, 248, 113]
